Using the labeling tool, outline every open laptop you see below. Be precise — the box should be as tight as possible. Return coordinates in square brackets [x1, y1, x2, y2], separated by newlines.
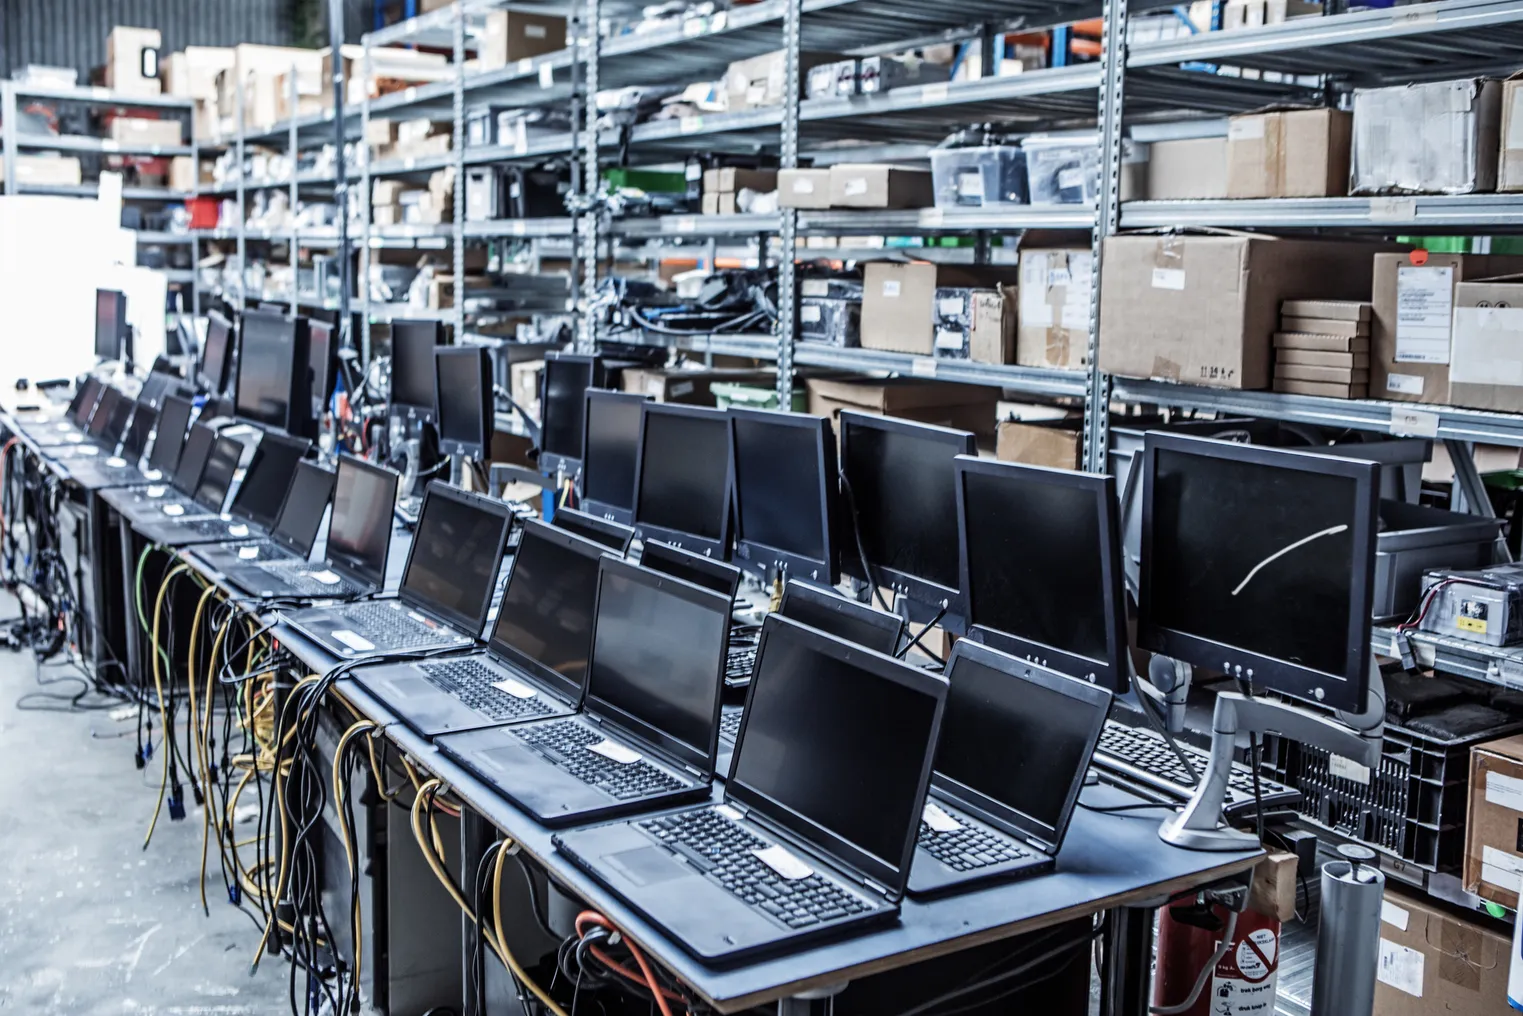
[135, 432, 310, 547]
[102, 420, 219, 525]
[436, 555, 731, 827]
[205, 455, 394, 600]
[46, 387, 133, 461]
[141, 431, 246, 525]
[638, 540, 758, 687]
[60, 398, 162, 489]
[20, 377, 104, 446]
[550, 507, 635, 554]
[284, 482, 514, 658]
[346, 520, 610, 736]
[192, 459, 338, 588]
[908, 640, 1110, 898]
[555, 615, 947, 964]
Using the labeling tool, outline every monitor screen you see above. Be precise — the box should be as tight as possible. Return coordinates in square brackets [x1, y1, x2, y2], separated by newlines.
[308, 322, 333, 419]
[434, 346, 490, 458]
[194, 436, 244, 512]
[95, 289, 125, 360]
[400, 488, 509, 630]
[122, 401, 156, 460]
[779, 583, 900, 656]
[634, 406, 730, 546]
[639, 541, 738, 599]
[327, 458, 396, 582]
[235, 311, 296, 430]
[173, 424, 216, 494]
[202, 312, 233, 393]
[732, 619, 939, 872]
[731, 412, 831, 572]
[586, 562, 729, 757]
[581, 391, 646, 514]
[87, 388, 122, 438]
[491, 524, 605, 699]
[541, 356, 596, 461]
[233, 436, 308, 530]
[147, 396, 194, 475]
[272, 460, 336, 554]
[840, 413, 972, 595]
[390, 320, 443, 417]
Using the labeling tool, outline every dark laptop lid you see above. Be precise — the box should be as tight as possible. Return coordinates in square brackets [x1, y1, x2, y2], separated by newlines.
[271, 460, 336, 557]
[583, 557, 731, 772]
[397, 482, 514, 636]
[193, 435, 245, 513]
[70, 378, 104, 427]
[121, 401, 156, 460]
[778, 581, 904, 656]
[488, 520, 609, 704]
[639, 540, 740, 601]
[172, 423, 217, 495]
[550, 507, 634, 555]
[230, 433, 310, 530]
[933, 640, 1112, 855]
[324, 455, 398, 586]
[87, 388, 122, 439]
[728, 615, 947, 898]
[102, 391, 136, 446]
[148, 396, 195, 476]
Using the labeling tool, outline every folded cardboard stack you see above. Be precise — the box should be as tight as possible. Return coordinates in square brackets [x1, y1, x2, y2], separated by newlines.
[1273, 299, 1371, 398]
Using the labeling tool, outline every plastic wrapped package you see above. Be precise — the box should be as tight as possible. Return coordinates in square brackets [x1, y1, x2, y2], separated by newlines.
[1350, 78, 1502, 195]
[1418, 563, 1523, 647]
[1022, 133, 1100, 205]
[929, 146, 1028, 207]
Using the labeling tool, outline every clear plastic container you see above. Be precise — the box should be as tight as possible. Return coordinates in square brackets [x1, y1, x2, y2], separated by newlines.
[929, 146, 1028, 208]
[1022, 133, 1100, 205]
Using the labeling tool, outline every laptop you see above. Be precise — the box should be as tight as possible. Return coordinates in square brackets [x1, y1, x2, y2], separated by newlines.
[346, 519, 610, 736]
[284, 481, 514, 658]
[21, 377, 104, 445]
[135, 432, 310, 547]
[140, 395, 196, 482]
[550, 507, 635, 554]
[102, 420, 219, 525]
[204, 455, 394, 600]
[554, 615, 947, 964]
[907, 640, 1110, 898]
[639, 540, 757, 686]
[143, 431, 246, 524]
[62, 397, 161, 488]
[192, 459, 338, 588]
[436, 555, 731, 828]
[48, 387, 135, 460]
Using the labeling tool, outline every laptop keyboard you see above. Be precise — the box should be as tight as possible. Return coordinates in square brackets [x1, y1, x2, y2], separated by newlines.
[725, 645, 757, 685]
[638, 809, 874, 929]
[515, 720, 685, 800]
[419, 659, 554, 722]
[333, 602, 449, 649]
[720, 708, 743, 741]
[918, 819, 1030, 872]
[255, 559, 367, 598]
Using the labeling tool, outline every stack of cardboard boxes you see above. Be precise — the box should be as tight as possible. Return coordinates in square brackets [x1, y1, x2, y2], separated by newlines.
[778, 164, 932, 210]
[700, 168, 777, 215]
[372, 167, 453, 226]
[1273, 299, 1371, 398]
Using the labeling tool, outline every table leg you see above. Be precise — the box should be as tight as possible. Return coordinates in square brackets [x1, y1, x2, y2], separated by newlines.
[1100, 906, 1154, 1016]
[777, 981, 848, 1016]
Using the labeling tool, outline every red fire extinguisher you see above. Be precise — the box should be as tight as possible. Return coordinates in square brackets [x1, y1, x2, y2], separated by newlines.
[1154, 887, 1279, 1016]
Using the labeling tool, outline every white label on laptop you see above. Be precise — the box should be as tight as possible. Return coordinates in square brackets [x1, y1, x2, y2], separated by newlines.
[491, 677, 537, 700]
[144, 470, 162, 481]
[588, 739, 642, 765]
[163, 504, 185, 516]
[228, 524, 250, 538]
[753, 844, 813, 881]
[106, 457, 126, 468]
[331, 630, 376, 653]
[147, 485, 167, 497]
[923, 801, 962, 833]
[238, 547, 260, 560]
[715, 804, 744, 822]
[307, 570, 342, 585]
[78, 446, 98, 456]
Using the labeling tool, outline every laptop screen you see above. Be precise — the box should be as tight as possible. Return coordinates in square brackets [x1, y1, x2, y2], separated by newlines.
[71, 378, 103, 427]
[585, 559, 730, 762]
[103, 392, 136, 445]
[194, 436, 244, 513]
[327, 458, 396, 584]
[232, 436, 309, 530]
[174, 424, 217, 494]
[490, 523, 605, 701]
[148, 396, 194, 475]
[779, 583, 901, 656]
[399, 487, 511, 634]
[272, 461, 335, 556]
[122, 401, 156, 460]
[87, 388, 122, 438]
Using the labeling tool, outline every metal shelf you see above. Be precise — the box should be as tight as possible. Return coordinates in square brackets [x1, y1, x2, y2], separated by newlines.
[15, 133, 191, 157]
[464, 218, 575, 238]
[10, 83, 195, 110]
[609, 330, 783, 360]
[1121, 194, 1523, 231]
[12, 182, 190, 200]
[800, 205, 1095, 232]
[794, 344, 1088, 398]
[198, 172, 336, 197]
[135, 231, 194, 245]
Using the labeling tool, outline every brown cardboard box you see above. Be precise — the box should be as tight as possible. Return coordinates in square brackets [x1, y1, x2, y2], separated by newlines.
[828, 165, 933, 209]
[1098, 234, 1393, 390]
[996, 419, 1082, 470]
[480, 12, 567, 70]
[1276, 331, 1370, 353]
[1373, 252, 1523, 404]
[1465, 734, 1523, 910]
[620, 368, 716, 405]
[1144, 138, 1228, 200]
[1281, 316, 1367, 337]
[1282, 298, 1370, 321]
[862, 263, 1021, 356]
[725, 51, 842, 111]
[167, 156, 206, 193]
[1274, 363, 1368, 384]
[1374, 886, 1514, 1016]
[708, 168, 777, 194]
[365, 119, 399, 147]
[701, 193, 720, 215]
[0, 155, 83, 187]
[372, 205, 402, 227]
[1226, 108, 1352, 199]
[109, 117, 182, 147]
[1451, 278, 1523, 412]
[510, 360, 544, 423]
[778, 169, 832, 209]
[1017, 248, 1093, 370]
[106, 26, 161, 96]
[1277, 348, 1370, 369]
[162, 47, 233, 101]
[1500, 74, 1523, 191]
[806, 377, 999, 436]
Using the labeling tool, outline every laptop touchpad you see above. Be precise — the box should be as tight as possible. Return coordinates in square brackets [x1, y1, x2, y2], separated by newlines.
[603, 846, 691, 887]
[381, 676, 432, 699]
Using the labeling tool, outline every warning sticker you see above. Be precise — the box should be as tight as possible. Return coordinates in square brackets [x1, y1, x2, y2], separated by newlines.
[1208, 929, 1279, 1016]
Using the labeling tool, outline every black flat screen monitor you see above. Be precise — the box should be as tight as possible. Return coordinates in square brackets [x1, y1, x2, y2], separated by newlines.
[632, 402, 732, 560]
[540, 353, 603, 475]
[308, 321, 335, 421]
[729, 408, 837, 585]
[579, 389, 649, 525]
[147, 395, 194, 476]
[434, 346, 493, 460]
[838, 411, 975, 630]
[389, 320, 445, 423]
[326, 456, 399, 586]
[235, 310, 311, 437]
[201, 311, 233, 394]
[955, 456, 1130, 693]
[1138, 433, 1379, 712]
[231, 434, 310, 531]
[94, 289, 128, 361]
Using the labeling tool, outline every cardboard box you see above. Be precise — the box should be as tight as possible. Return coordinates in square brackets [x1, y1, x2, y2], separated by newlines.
[1276, 331, 1371, 353]
[510, 359, 543, 422]
[806, 377, 999, 436]
[862, 263, 1021, 356]
[1099, 234, 1393, 390]
[480, 12, 567, 70]
[365, 118, 398, 147]
[372, 205, 402, 226]
[1352, 78, 1502, 195]
[1281, 316, 1367, 337]
[168, 156, 204, 193]
[106, 26, 161, 96]
[828, 165, 933, 209]
[0, 155, 83, 187]
[1144, 137, 1228, 200]
[1282, 298, 1370, 321]
[1452, 278, 1523, 412]
[1500, 75, 1523, 191]
[1276, 348, 1370, 369]
[778, 169, 831, 209]
[1273, 379, 1367, 398]
[620, 368, 716, 405]
[1017, 248, 1093, 370]
[1465, 734, 1523, 910]
[705, 167, 777, 194]
[1274, 363, 1368, 384]
[933, 287, 1016, 364]
[110, 117, 182, 147]
[726, 51, 842, 111]
[1372, 252, 1523, 403]
[163, 47, 233, 100]
[1375, 886, 1514, 1016]
[996, 418, 1082, 470]
[1226, 108, 1352, 199]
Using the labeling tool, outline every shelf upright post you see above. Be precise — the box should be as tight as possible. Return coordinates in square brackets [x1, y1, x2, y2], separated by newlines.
[1, 84, 15, 197]
[236, 70, 248, 308]
[360, 36, 375, 363]
[575, 0, 601, 354]
[1082, 0, 1129, 474]
[453, 3, 467, 341]
[189, 100, 200, 316]
[329, 0, 353, 359]
[568, 0, 584, 335]
[289, 67, 300, 318]
[776, 0, 803, 406]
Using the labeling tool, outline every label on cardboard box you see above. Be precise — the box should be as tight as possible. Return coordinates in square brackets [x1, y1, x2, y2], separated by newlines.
[670, 381, 695, 398]
[881, 280, 901, 298]
[1380, 901, 1409, 931]
[1385, 373, 1426, 396]
[1151, 267, 1185, 291]
[1061, 302, 1090, 332]
[1394, 266, 1455, 363]
[793, 177, 815, 194]
[1377, 939, 1424, 997]
[1487, 770, 1523, 812]
[1481, 844, 1523, 892]
[1452, 306, 1523, 386]
[843, 177, 868, 196]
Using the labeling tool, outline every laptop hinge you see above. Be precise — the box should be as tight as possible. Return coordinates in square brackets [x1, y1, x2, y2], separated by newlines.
[861, 876, 891, 899]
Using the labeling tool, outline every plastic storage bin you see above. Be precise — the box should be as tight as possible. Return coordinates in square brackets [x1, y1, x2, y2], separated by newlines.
[710, 381, 806, 412]
[928, 146, 1028, 207]
[1022, 133, 1100, 205]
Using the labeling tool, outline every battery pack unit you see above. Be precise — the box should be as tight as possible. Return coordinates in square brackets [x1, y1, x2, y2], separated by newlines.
[1418, 564, 1523, 647]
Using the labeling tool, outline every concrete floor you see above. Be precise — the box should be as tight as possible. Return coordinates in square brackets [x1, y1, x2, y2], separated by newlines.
[0, 601, 291, 1014]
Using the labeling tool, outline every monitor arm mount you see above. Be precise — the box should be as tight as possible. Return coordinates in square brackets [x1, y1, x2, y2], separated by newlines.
[1159, 658, 1386, 852]
[1146, 654, 1193, 733]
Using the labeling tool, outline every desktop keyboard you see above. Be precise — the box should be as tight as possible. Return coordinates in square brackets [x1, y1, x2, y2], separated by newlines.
[1094, 722, 1298, 815]
[638, 809, 873, 929]
[515, 721, 685, 800]
[918, 819, 1029, 872]
[719, 708, 743, 741]
[254, 560, 368, 598]
[331, 602, 449, 649]
[419, 659, 554, 722]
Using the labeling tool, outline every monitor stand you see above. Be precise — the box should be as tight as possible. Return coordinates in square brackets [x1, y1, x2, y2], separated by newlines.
[1158, 659, 1386, 852]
